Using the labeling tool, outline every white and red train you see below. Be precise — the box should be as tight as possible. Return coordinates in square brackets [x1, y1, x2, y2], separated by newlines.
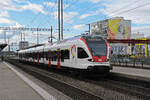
[18, 35, 112, 74]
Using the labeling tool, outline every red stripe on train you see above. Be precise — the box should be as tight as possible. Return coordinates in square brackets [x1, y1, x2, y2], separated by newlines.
[37, 53, 39, 64]
[48, 58, 51, 67]
[57, 51, 61, 69]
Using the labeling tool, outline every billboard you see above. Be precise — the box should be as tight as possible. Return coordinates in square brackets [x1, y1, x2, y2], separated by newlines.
[91, 17, 131, 39]
[108, 18, 131, 39]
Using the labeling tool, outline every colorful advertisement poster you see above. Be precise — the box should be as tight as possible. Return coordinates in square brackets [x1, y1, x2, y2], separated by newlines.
[108, 18, 131, 39]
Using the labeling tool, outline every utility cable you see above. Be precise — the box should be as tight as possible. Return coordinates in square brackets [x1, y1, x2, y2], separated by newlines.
[110, 1, 150, 17]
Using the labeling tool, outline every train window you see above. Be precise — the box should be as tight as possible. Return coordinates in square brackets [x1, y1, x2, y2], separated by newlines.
[78, 47, 89, 59]
[39, 52, 44, 59]
[61, 50, 64, 62]
[39, 52, 41, 59]
[46, 52, 49, 60]
[61, 49, 70, 62]
[54, 51, 57, 61]
[32, 53, 34, 58]
[35, 53, 38, 60]
[26, 53, 29, 58]
[28, 53, 29, 58]
[42, 52, 44, 58]
[51, 51, 56, 61]
[43, 52, 46, 59]
[39, 53, 41, 59]
[51, 51, 54, 61]
[51, 52, 53, 61]
[64, 50, 69, 59]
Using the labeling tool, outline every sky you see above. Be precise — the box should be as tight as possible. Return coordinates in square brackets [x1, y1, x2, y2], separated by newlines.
[0, 0, 150, 50]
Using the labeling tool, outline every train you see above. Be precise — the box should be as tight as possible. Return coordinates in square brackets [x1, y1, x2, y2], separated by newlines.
[18, 35, 112, 75]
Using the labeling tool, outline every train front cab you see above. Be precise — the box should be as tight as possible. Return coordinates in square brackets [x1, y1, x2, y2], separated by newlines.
[76, 36, 112, 73]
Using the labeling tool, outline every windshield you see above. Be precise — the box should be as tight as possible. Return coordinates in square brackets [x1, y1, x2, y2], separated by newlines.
[83, 36, 107, 56]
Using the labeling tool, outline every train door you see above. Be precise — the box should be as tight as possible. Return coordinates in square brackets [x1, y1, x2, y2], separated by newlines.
[77, 47, 89, 69]
[37, 52, 39, 64]
[57, 49, 61, 69]
[71, 45, 77, 67]
[48, 51, 52, 67]
[43, 51, 48, 65]
[42, 49, 45, 64]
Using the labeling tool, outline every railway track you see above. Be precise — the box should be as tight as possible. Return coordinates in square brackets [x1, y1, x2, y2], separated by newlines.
[7, 60, 104, 100]
[7, 59, 150, 100]
[85, 78, 150, 99]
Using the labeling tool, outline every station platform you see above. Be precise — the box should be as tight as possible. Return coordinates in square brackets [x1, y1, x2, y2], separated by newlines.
[111, 66, 150, 81]
[0, 61, 57, 100]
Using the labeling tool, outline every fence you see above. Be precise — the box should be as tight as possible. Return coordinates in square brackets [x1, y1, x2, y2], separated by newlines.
[110, 54, 150, 69]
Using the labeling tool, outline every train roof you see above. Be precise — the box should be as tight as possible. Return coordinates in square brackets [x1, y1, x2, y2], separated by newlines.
[57, 34, 104, 44]
[18, 34, 105, 53]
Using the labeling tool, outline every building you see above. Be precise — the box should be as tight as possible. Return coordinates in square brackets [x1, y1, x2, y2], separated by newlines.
[91, 17, 131, 55]
[91, 17, 131, 39]
[19, 41, 29, 50]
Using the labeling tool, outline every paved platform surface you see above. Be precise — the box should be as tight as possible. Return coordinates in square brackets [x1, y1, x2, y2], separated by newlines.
[0, 61, 52, 100]
[5, 61, 73, 100]
[111, 66, 150, 80]
[0, 61, 44, 100]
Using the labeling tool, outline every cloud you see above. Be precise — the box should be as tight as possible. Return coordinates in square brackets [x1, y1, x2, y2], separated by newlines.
[0, 0, 49, 26]
[90, 0, 102, 3]
[0, 0, 48, 14]
[80, 14, 91, 19]
[43, 2, 56, 8]
[101, 0, 150, 24]
[21, 3, 48, 14]
[64, 12, 78, 23]
[73, 24, 85, 30]
[0, 11, 9, 17]
[132, 25, 150, 33]
[53, 11, 78, 23]
[0, 11, 14, 24]
[80, 8, 102, 19]
[0, 30, 4, 35]
[0, 17, 16, 24]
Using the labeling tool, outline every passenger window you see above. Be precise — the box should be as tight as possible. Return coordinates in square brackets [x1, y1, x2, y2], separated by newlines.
[77, 47, 89, 59]
[61, 49, 70, 62]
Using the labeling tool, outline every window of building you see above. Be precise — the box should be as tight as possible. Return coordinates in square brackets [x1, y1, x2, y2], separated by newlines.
[77, 47, 89, 59]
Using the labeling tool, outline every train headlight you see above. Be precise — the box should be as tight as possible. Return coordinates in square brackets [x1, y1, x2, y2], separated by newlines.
[88, 59, 94, 62]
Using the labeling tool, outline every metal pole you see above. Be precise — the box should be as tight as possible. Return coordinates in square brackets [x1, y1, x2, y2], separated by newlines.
[37, 28, 39, 44]
[8, 38, 10, 52]
[89, 24, 90, 34]
[58, 0, 61, 41]
[24, 32, 25, 41]
[4, 31, 6, 43]
[61, 0, 63, 40]
[51, 26, 53, 43]
[86, 24, 90, 34]
[21, 32, 22, 42]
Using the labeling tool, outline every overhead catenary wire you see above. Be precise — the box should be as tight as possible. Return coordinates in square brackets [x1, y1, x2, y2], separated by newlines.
[66, 0, 147, 24]
[110, 1, 150, 17]
[64, 0, 79, 10]
[37, 0, 57, 28]
[69, 0, 150, 33]
[27, 0, 54, 28]
[109, 0, 143, 15]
